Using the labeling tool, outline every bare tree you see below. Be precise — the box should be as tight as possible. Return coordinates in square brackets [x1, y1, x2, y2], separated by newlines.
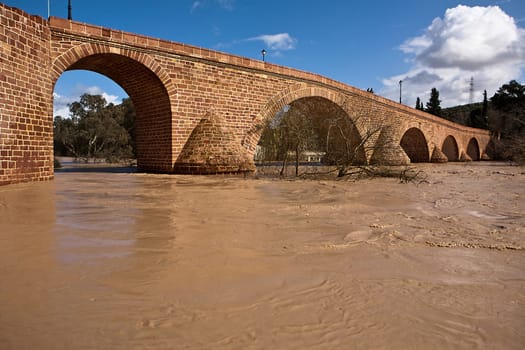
[257, 105, 319, 176]
[256, 96, 423, 182]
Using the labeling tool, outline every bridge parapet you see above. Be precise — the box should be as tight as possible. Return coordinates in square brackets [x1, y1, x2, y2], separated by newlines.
[48, 15, 492, 140]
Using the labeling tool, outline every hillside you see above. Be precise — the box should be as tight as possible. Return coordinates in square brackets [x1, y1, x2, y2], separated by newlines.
[441, 102, 483, 126]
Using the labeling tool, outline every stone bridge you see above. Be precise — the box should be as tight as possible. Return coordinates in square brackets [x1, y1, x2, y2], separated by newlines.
[0, 4, 491, 185]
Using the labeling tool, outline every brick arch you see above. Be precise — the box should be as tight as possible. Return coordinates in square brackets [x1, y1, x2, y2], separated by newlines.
[442, 135, 459, 161]
[243, 83, 361, 153]
[51, 44, 176, 172]
[400, 127, 430, 162]
[466, 137, 480, 160]
[51, 43, 175, 94]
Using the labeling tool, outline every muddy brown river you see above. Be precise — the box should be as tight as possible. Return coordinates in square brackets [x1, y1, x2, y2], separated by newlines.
[1, 163, 524, 349]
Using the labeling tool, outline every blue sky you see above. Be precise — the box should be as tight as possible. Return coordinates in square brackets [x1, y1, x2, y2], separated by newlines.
[4, 0, 525, 116]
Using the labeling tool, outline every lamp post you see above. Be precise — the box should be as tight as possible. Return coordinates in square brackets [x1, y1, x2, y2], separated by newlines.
[68, 0, 72, 20]
[261, 49, 266, 62]
[399, 80, 403, 104]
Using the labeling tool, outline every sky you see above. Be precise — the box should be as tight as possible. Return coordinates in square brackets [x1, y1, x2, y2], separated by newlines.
[3, 0, 525, 117]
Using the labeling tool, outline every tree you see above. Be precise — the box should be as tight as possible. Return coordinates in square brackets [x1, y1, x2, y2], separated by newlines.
[425, 88, 442, 116]
[255, 97, 424, 181]
[257, 108, 289, 163]
[281, 106, 320, 176]
[465, 91, 489, 129]
[490, 80, 525, 137]
[489, 80, 525, 163]
[415, 97, 422, 110]
[482, 89, 488, 121]
[491, 80, 525, 108]
[257, 105, 319, 176]
[54, 94, 134, 162]
[54, 115, 83, 158]
[120, 98, 137, 157]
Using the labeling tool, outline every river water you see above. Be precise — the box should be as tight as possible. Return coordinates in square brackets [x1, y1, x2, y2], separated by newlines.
[1, 163, 524, 349]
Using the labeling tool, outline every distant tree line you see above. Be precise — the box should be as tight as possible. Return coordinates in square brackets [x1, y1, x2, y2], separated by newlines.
[487, 80, 525, 163]
[54, 93, 136, 162]
[418, 80, 525, 163]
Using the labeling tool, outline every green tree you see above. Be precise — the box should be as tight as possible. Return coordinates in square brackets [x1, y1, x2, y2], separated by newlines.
[54, 115, 82, 157]
[425, 87, 442, 116]
[415, 97, 422, 110]
[490, 80, 525, 137]
[491, 80, 525, 108]
[489, 80, 525, 163]
[482, 89, 488, 121]
[119, 98, 136, 157]
[466, 91, 489, 129]
[54, 94, 133, 162]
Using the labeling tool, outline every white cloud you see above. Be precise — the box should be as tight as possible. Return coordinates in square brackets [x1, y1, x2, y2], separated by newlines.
[381, 5, 525, 107]
[248, 33, 297, 51]
[53, 92, 75, 118]
[216, 0, 234, 11]
[83, 86, 120, 105]
[190, 0, 234, 12]
[53, 85, 121, 118]
[191, 1, 202, 13]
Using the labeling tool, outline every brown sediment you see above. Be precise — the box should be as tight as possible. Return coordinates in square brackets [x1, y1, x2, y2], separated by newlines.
[0, 162, 524, 349]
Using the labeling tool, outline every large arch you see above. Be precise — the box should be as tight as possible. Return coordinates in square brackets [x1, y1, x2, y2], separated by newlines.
[466, 138, 480, 161]
[243, 84, 367, 160]
[51, 44, 175, 172]
[246, 83, 368, 165]
[400, 127, 429, 163]
[244, 84, 350, 151]
[442, 135, 459, 161]
[289, 96, 367, 165]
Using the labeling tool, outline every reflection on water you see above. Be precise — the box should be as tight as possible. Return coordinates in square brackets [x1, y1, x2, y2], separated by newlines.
[0, 164, 524, 349]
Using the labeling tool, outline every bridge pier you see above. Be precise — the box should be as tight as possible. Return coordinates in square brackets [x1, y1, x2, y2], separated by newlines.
[369, 126, 411, 166]
[370, 144, 411, 166]
[430, 146, 449, 163]
[173, 111, 255, 174]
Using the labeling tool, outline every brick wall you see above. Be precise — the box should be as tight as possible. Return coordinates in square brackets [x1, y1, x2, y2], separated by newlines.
[0, 4, 53, 185]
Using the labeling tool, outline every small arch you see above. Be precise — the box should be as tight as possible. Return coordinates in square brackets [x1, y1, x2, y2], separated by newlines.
[442, 135, 459, 161]
[466, 138, 480, 160]
[400, 127, 429, 162]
